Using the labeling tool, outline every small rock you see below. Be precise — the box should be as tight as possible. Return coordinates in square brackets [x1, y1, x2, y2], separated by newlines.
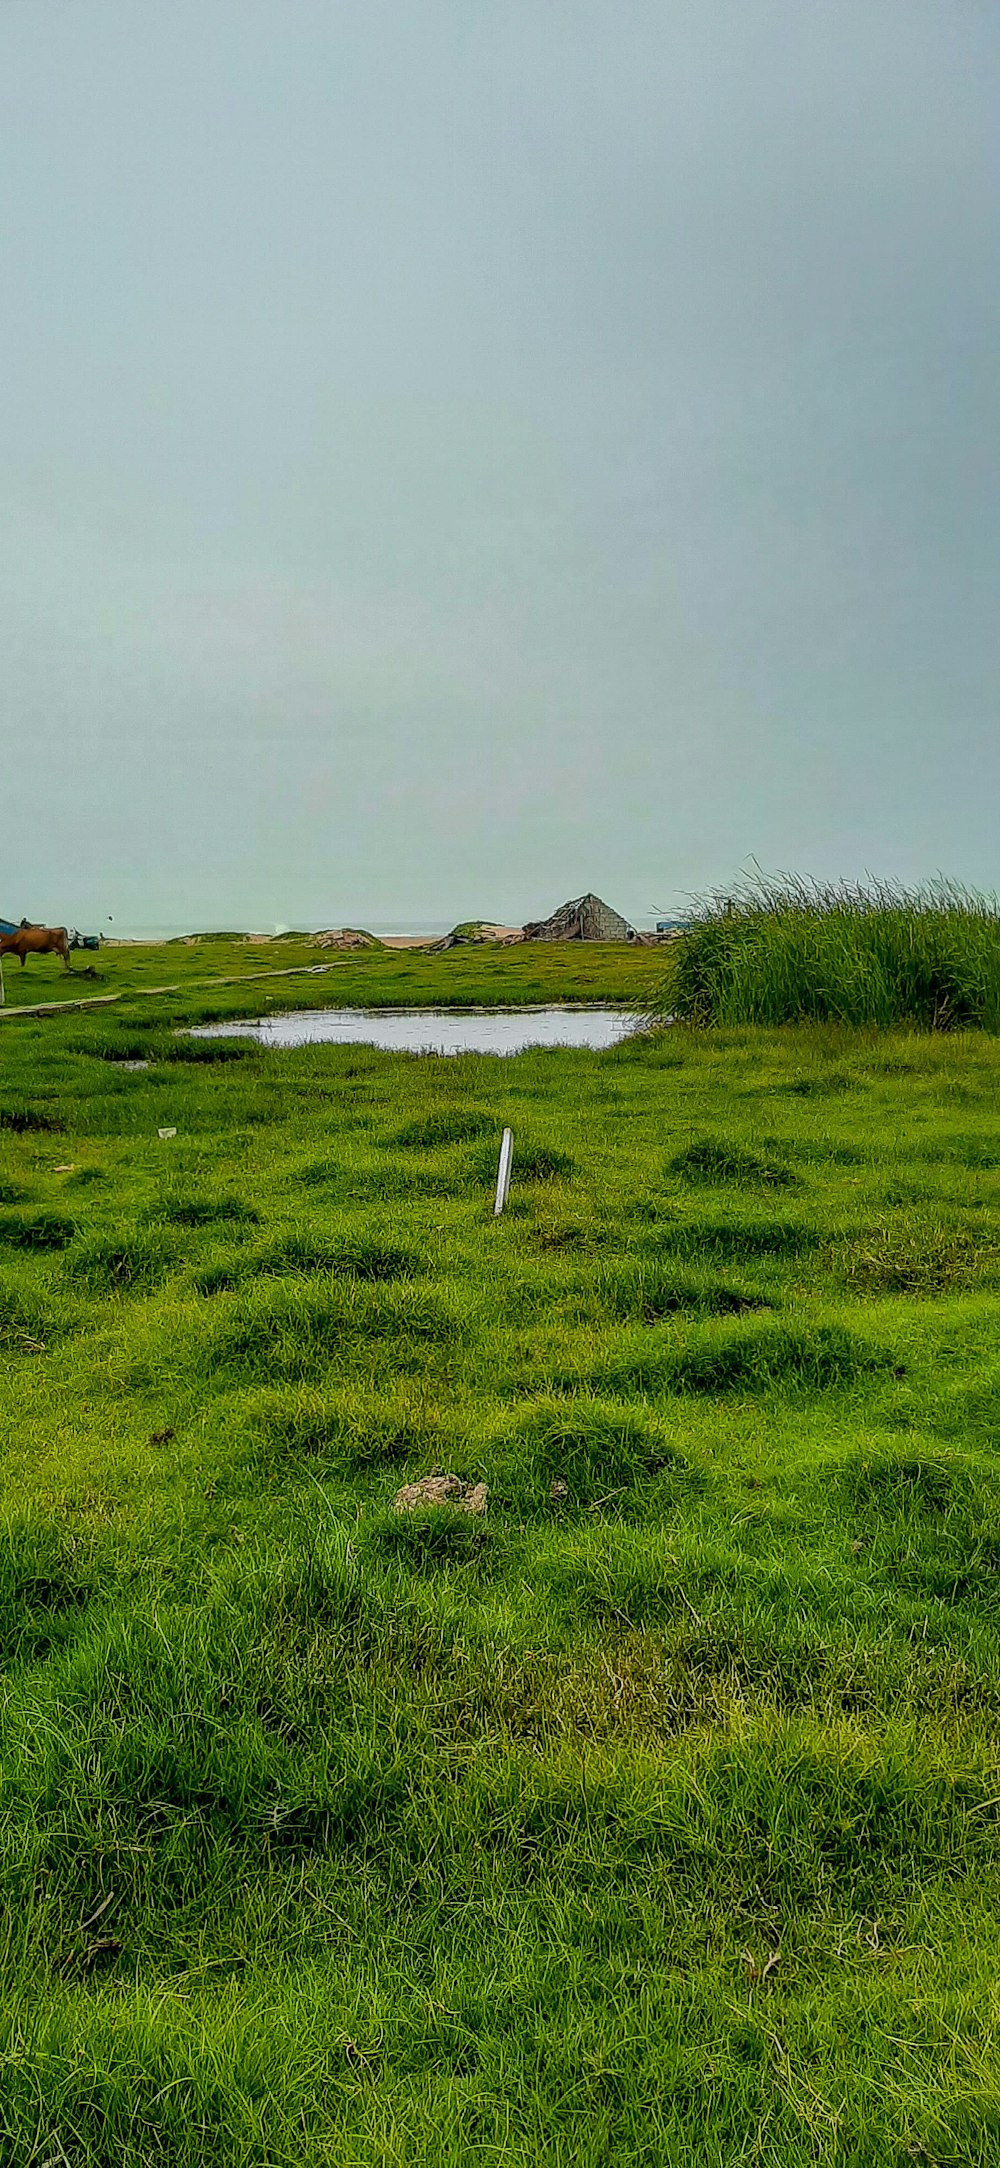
[392, 1474, 488, 1515]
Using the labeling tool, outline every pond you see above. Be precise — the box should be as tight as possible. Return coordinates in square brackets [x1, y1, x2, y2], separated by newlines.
[189, 1006, 645, 1056]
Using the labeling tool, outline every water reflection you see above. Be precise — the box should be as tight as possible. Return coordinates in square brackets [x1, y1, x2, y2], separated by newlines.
[190, 1007, 643, 1056]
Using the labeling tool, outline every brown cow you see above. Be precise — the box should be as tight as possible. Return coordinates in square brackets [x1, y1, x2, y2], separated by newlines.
[0, 925, 73, 971]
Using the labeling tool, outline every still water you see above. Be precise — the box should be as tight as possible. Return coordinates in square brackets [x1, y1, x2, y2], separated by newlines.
[190, 1007, 643, 1056]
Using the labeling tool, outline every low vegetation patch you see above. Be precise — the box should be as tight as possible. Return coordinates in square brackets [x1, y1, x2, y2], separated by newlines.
[208, 1276, 463, 1379]
[0, 1180, 32, 1206]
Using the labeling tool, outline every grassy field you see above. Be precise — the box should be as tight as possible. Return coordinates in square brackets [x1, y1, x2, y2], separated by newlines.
[2, 946, 1000, 2163]
[0, 933, 659, 1021]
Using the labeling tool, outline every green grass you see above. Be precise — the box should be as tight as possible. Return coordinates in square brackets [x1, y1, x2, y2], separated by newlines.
[1, 954, 1000, 2159]
[0, 930, 658, 1020]
[672, 874, 1000, 1029]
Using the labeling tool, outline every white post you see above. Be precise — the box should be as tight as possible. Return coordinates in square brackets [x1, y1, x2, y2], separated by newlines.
[493, 1128, 514, 1216]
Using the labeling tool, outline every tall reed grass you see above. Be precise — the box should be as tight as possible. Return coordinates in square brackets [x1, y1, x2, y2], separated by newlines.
[671, 876, 1000, 1029]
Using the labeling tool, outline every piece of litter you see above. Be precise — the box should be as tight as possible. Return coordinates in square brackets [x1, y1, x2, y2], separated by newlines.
[157, 1127, 177, 1139]
[53, 1164, 75, 1173]
[393, 1474, 487, 1515]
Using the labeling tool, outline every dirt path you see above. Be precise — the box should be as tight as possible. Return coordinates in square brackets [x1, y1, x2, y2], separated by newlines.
[0, 959, 346, 1022]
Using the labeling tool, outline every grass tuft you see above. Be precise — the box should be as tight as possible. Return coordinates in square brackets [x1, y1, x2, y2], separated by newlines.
[0, 1105, 64, 1133]
[491, 1397, 692, 1514]
[642, 1214, 820, 1260]
[0, 1518, 96, 1663]
[367, 1507, 494, 1571]
[161, 1037, 258, 1063]
[671, 873, 1000, 1029]
[0, 1210, 78, 1251]
[507, 1143, 576, 1181]
[154, 1193, 261, 1228]
[597, 1261, 769, 1321]
[393, 1108, 495, 1147]
[669, 1137, 797, 1186]
[841, 1450, 973, 1518]
[841, 1220, 1000, 1294]
[63, 1227, 175, 1293]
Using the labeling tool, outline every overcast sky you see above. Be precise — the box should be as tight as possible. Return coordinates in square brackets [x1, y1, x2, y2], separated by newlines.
[2, 1, 998, 931]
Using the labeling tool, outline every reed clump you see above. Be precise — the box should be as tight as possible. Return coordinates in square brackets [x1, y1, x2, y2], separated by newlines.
[672, 876, 1000, 1029]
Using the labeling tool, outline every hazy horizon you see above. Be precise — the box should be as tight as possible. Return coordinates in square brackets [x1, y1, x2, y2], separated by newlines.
[3, 1, 998, 929]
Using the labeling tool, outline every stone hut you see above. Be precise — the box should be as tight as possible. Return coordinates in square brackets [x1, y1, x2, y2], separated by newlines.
[522, 893, 638, 942]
